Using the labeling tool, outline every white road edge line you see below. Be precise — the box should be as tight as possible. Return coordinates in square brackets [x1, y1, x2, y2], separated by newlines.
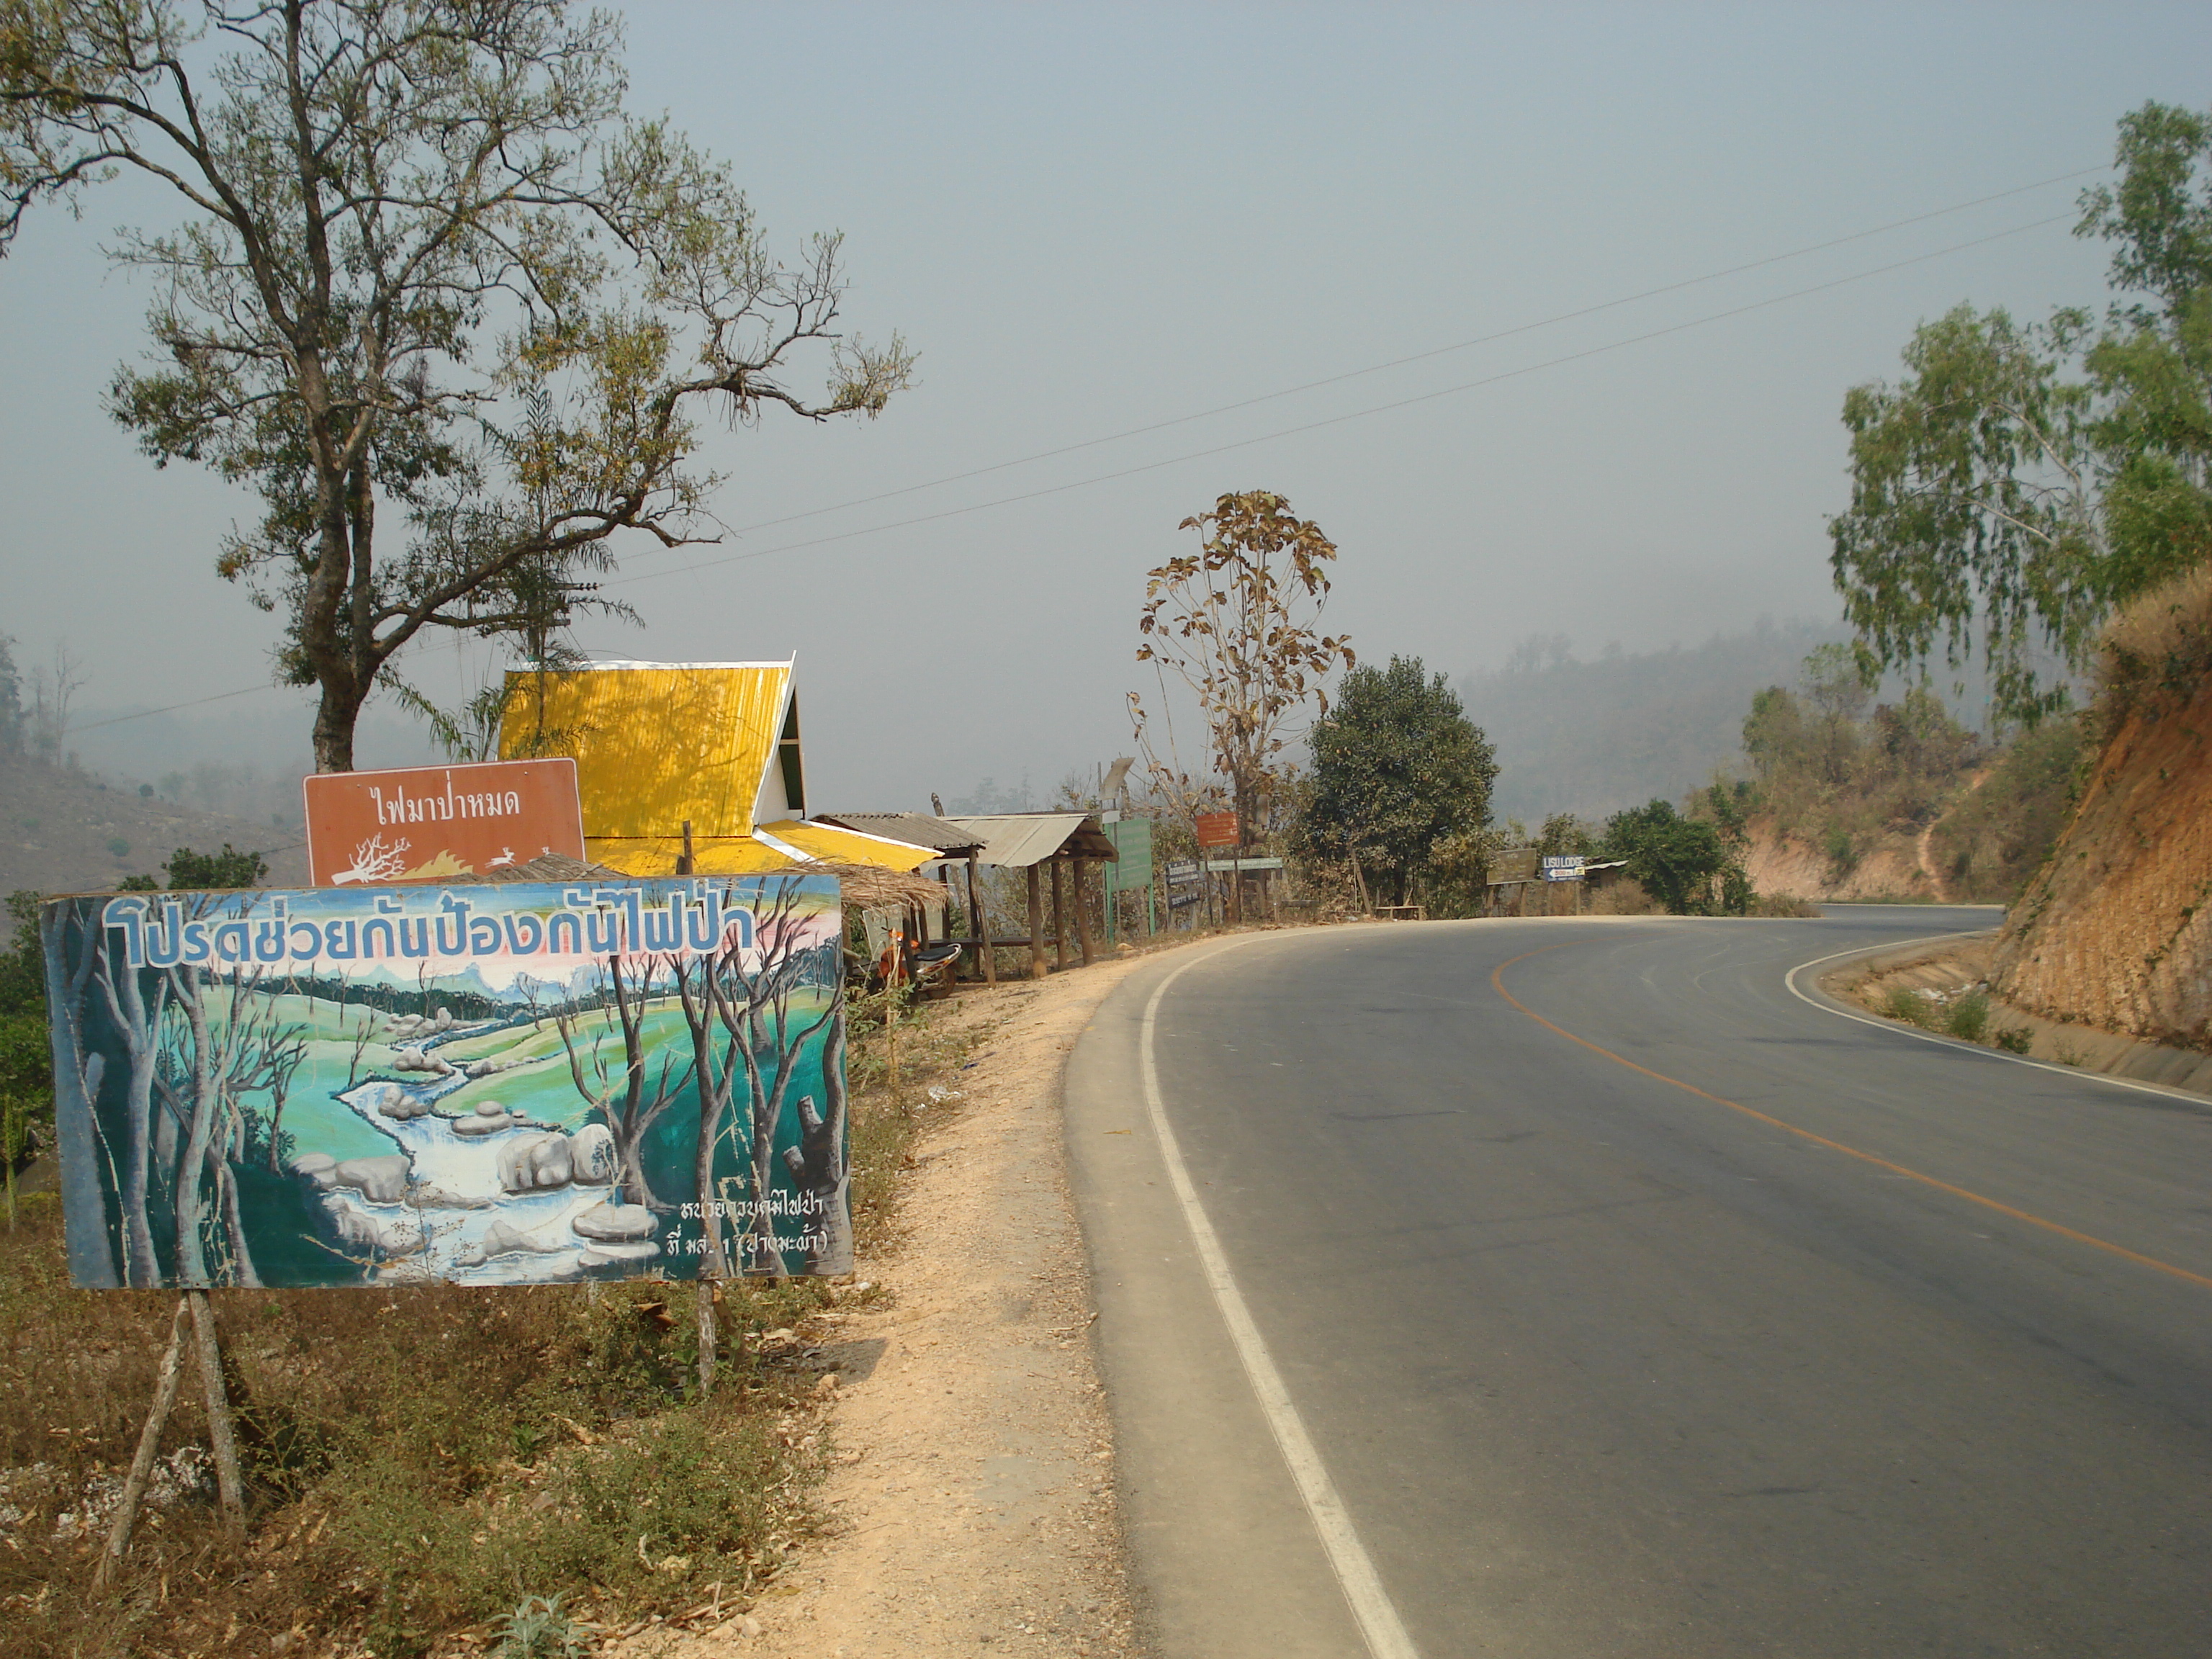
[1784, 933, 2212, 1108]
[1140, 942, 1424, 1659]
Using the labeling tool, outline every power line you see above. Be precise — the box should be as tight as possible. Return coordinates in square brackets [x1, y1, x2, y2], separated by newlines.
[71, 179, 2100, 735]
[699, 165, 2106, 542]
[71, 683, 286, 733]
[621, 210, 2077, 589]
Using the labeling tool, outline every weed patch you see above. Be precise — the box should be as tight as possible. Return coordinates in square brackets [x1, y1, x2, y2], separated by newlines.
[1882, 986, 1936, 1028]
[1945, 992, 1992, 1042]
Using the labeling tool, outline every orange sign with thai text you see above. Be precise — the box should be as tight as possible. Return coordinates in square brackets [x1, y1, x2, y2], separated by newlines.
[1195, 810, 1240, 850]
[303, 759, 585, 885]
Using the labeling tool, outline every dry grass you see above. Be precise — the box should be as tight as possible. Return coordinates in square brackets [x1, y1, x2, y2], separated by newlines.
[1586, 881, 1660, 915]
[1749, 892, 1824, 918]
[0, 1202, 836, 1659]
[0, 994, 970, 1659]
[2098, 561, 2212, 727]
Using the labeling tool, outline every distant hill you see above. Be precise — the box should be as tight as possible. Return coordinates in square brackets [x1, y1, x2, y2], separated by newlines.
[1462, 620, 1852, 824]
[0, 751, 308, 927]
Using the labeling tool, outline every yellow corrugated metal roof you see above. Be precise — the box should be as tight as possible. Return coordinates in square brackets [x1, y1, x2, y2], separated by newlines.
[756, 819, 937, 873]
[500, 661, 790, 839]
[586, 835, 797, 878]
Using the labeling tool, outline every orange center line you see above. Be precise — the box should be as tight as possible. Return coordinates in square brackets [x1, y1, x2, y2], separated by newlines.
[1490, 940, 2212, 1294]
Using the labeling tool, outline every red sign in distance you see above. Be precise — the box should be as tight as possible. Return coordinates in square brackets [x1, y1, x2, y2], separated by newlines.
[1194, 810, 1241, 850]
[303, 759, 585, 885]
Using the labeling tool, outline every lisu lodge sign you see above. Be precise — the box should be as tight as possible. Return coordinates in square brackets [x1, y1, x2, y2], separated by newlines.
[1540, 855, 1588, 881]
[44, 876, 851, 1289]
[304, 758, 584, 886]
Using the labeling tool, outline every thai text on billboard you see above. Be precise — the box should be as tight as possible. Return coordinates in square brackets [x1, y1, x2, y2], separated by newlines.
[303, 759, 584, 885]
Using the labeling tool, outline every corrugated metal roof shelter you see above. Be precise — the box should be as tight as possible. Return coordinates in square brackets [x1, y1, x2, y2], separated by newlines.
[932, 813, 1120, 980]
[756, 819, 935, 871]
[942, 813, 1117, 868]
[812, 812, 986, 858]
[814, 812, 997, 981]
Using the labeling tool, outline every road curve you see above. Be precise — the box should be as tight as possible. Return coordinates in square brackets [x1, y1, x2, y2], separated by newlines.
[1064, 908, 2212, 1658]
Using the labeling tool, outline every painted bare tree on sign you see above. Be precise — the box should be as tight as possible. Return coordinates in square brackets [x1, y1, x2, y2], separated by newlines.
[81, 894, 311, 1287]
[779, 1008, 851, 1276]
[667, 875, 846, 1278]
[42, 903, 114, 1285]
[720, 879, 844, 1277]
[154, 959, 310, 1287]
[89, 909, 168, 1286]
[554, 957, 695, 1212]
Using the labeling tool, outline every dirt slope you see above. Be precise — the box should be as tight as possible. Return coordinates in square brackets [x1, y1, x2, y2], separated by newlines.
[1742, 821, 1937, 904]
[0, 752, 307, 908]
[1989, 670, 2212, 1046]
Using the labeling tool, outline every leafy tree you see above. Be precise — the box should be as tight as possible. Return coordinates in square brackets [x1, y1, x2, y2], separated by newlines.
[1742, 684, 1807, 784]
[1830, 101, 2212, 722]
[163, 844, 267, 890]
[1603, 799, 1748, 916]
[1133, 490, 1354, 841]
[1, 891, 53, 1207]
[1295, 655, 1497, 905]
[1536, 812, 1599, 857]
[2, 0, 912, 771]
[1872, 684, 1977, 782]
[1798, 642, 1871, 786]
[0, 891, 43, 1018]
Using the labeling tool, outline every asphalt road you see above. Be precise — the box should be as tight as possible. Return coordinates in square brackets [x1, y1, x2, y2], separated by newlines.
[1064, 908, 2212, 1658]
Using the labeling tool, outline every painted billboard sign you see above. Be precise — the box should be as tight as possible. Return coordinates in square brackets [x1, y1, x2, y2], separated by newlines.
[44, 876, 848, 1290]
[303, 759, 585, 885]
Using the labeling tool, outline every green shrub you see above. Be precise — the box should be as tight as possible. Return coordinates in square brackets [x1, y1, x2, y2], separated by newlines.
[1822, 823, 1858, 880]
[1945, 992, 1992, 1042]
[1882, 986, 1935, 1026]
[1995, 1026, 2034, 1054]
[492, 1595, 595, 1659]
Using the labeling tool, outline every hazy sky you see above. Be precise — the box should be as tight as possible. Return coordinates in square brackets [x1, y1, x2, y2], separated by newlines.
[2, 3, 2205, 809]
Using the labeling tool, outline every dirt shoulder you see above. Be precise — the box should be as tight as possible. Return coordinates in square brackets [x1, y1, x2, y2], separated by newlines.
[618, 945, 1172, 1659]
[1820, 935, 2212, 1100]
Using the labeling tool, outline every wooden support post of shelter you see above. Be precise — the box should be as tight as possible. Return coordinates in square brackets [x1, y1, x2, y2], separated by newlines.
[966, 857, 995, 984]
[1074, 855, 1095, 966]
[1026, 864, 1048, 979]
[1050, 858, 1067, 968]
[878, 811, 1116, 977]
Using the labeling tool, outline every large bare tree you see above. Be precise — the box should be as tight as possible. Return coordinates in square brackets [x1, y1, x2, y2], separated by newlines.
[1134, 490, 1354, 842]
[2, 0, 912, 769]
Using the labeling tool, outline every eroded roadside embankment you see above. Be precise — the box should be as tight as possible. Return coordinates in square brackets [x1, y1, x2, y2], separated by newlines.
[1822, 934, 2212, 1100]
